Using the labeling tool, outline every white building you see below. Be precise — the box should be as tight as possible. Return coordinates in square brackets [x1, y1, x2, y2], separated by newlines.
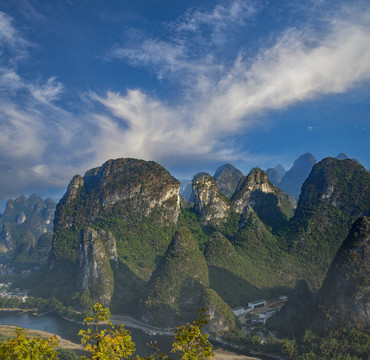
[248, 299, 266, 309]
[232, 306, 253, 316]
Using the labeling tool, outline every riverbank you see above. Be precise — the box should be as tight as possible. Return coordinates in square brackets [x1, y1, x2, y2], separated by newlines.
[0, 324, 84, 352]
[214, 348, 261, 360]
[111, 314, 174, 336]
[0, 324, 261, 359]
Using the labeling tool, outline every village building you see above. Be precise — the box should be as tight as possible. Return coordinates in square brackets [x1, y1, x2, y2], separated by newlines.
[247, 299, 266, 309]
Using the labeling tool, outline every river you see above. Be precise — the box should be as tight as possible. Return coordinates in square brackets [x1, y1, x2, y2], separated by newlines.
[0, 311, 277, 359]
[0, 310, 173, 356]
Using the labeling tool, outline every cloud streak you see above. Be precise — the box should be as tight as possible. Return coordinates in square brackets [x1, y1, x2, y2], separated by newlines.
[95, 3, 370, 169]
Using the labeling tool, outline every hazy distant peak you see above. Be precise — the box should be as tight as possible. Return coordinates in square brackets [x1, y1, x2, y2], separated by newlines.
[213, 163, 244, 198]
[336, 153, 349, 160]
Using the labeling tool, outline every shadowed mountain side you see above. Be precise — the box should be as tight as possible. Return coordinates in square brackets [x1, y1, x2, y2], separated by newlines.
[138, 227, 210, 327]
[110, 261, 146, 314]
[312, 216, 370, 331]
[267, 279, 314, 338]
[208, 266, 261, 307]
[231, 168, 295, 232]
[204, 232, 296, 306]
[213, 164, 244, 198]
[280, 153, 317, 201]
[266, 168, 281, 186]
[284, 157, 370, 289]
[20, 260, 80, 302]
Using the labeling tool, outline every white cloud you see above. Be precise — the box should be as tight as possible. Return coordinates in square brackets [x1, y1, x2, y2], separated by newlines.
[29, 77, 64, 104]
[95, 6, 370, 172]
[108, 0, 256, 80]
[0, 11, 30, 61]
[176, 0, 257, 36]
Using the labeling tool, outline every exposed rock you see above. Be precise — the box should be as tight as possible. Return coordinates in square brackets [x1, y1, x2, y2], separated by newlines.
[231, 168, 296, 230]
[192, 173, 231, 225]
[55, 158, 181, 231]
[100, 229, 118, 265]
[15, 211, 26, 225]
[312, 217, 370, 330]
[280, 153, 317, 201]
[0, 224, 12, 251]
[79, 227, 115, 306]
[213, 164, 244, 198]
[65, 175, 84, 203]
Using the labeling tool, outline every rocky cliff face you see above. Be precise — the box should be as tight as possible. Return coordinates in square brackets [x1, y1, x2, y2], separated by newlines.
[52, 158, 181, 263]
[280, 153, 317, 201]
[231, 168, 296, 230]
[55, 158, 180, 231]
[79, 228, 116, 305]
[0, 194, 56, 263]
[312, 217, 369, 330]
[213, 164, 244, 198]
[192, 173, 231, 225]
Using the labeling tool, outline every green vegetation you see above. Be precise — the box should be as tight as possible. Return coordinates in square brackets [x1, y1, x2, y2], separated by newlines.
[139, 227, 210, 326]
[0, 327, 58, 359]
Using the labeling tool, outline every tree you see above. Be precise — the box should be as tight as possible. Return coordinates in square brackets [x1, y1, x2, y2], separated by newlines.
[79, 303, 136, 359]
[171, 307, 214, 360]
[0, 327, 58, 359]
[79, 303, 214, 360]
[280, 338, 296, 360]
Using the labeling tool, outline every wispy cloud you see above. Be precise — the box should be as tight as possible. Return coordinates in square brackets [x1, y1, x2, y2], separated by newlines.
[108, 0, 257, 81]
[0, 11, 30, 62]
[174, 0, 257, 45]
[0, 11, 83, 199]
[96, 3, 370, 171]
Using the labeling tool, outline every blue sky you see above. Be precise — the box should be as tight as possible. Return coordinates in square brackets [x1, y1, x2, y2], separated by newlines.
[0, 0, 369, 201]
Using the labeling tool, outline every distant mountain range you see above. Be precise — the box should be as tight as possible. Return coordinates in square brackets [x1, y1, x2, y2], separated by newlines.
[13, 154, 367, 342]
[2, 152, 368, 351]
[0, 194, 56, 263]
[179, 152, 362, 202]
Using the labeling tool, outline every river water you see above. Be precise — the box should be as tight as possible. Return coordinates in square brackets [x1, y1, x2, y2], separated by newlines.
[0, 311, 173, 356]
[0, 311, 276, 359]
